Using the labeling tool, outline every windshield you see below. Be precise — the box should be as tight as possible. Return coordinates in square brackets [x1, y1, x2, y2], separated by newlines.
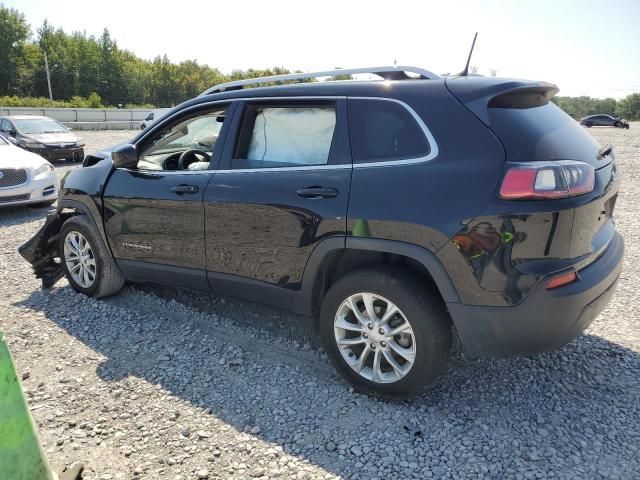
[15, 118, 68, 134]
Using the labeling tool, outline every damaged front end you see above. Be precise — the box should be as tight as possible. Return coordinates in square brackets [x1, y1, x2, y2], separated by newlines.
[18, 211, 75, 289]
[19, 146, 117, 289]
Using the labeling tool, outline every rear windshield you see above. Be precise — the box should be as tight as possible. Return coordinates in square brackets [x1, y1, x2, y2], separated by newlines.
[488, 102, 603, 166]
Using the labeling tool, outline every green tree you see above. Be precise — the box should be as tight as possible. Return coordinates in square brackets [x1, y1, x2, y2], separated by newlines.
[0, 6, 30, 95]
[616, 93, 640, 120]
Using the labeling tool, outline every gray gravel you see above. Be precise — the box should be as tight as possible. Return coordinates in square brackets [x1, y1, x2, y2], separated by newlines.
[1, 126, 639, 479]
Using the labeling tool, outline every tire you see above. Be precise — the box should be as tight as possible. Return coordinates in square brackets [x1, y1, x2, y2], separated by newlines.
[585, 122, 592, 128]
[614, 121, 621, 128]
[59, 215, 125, 298]
[319, 266, 452, 395]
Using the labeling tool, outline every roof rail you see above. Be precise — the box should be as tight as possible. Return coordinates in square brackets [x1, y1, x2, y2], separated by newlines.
[199, 66, 440, 96]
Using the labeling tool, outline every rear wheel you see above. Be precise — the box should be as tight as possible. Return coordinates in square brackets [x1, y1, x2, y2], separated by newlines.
[59, 215, 125, 298]
[319, 267, 452, 395]
[585, 121, 592, 128]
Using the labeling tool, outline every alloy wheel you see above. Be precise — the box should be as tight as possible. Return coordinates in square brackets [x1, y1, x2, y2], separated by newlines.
[63, 230, 97, 289]
[334, 292, 416, 383]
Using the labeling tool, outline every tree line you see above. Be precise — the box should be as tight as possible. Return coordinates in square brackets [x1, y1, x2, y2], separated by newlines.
[0, 5, 295, 108]
[552, 95, 640, 121]
[1, 5, 639, 117]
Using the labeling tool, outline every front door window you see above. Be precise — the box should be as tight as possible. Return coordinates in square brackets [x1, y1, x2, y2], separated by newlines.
[137, 107, 227, 171]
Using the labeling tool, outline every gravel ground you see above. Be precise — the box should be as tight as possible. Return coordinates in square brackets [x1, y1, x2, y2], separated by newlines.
[1, 126, 639, 480]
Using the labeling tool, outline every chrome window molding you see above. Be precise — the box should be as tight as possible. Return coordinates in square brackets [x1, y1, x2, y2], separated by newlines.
[214, 164, 351, 175]
[128, 96, 439, 175]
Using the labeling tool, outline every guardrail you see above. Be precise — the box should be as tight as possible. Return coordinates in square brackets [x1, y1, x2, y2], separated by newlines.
[0, 107, 154, 131]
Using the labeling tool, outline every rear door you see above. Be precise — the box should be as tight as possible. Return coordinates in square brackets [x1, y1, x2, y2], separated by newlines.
[102, 103, 232, 290]
[203, 98, 351, 295]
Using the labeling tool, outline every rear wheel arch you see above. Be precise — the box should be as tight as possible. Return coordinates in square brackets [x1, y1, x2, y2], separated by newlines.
[299, 237, 460, 319]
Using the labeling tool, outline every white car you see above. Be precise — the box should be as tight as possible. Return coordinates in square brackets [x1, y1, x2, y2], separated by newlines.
[0, 135, 59, 207]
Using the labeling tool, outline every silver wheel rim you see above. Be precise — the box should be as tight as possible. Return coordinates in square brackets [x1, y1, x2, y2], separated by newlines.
[334, 293, 416, 383]
[63, 230, 97, 289]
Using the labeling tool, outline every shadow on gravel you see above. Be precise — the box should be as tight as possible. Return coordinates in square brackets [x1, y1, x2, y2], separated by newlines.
[17, 287, 640, 479]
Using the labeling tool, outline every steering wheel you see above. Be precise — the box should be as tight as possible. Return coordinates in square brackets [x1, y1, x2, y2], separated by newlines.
[178, 149, 211, 170]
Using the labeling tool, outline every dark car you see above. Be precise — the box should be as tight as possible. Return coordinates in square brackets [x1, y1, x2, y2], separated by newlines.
[0, 115, 85, 161]
[580, 114, 629, 129]
[19, 66, 624, 395]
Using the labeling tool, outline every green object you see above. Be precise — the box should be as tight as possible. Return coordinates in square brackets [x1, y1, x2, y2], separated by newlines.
[501, 232, 514, 243]
[0, 332, 56, 480]
[352, 219, 371, 237]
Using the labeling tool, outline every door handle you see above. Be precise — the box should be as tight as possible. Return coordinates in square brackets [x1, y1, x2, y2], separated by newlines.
[296, 187, 339, 199]
[171, 184, 199, 194]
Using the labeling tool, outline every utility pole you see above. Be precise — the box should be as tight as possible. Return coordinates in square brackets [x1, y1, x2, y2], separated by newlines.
[44, 52, 53, 102]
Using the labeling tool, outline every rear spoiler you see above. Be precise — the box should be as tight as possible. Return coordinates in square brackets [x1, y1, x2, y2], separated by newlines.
[445, 77, 559, 125]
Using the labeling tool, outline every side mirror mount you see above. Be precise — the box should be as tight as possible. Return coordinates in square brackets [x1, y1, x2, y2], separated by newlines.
[111, 144, 138, 169]
[9, 129, 16, 137]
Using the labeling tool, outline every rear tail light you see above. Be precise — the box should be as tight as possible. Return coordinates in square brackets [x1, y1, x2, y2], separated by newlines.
[499, 161, 595, 200]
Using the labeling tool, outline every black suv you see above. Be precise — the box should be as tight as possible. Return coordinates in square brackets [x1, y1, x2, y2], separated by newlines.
[20, 67, 624, 395]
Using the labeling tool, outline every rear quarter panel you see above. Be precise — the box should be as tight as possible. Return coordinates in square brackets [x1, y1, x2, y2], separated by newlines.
[346, 82, 506, 275]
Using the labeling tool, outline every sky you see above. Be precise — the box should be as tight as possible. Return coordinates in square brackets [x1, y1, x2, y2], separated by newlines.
[7, 0, 640, 99]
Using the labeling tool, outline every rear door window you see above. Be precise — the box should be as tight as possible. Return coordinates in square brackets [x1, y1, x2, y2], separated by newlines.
[348, 99, 430, 163]
[232, 104, 337, 169]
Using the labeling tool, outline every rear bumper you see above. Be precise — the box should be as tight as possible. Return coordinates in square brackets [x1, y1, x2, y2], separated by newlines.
[447, 231, 624, 358]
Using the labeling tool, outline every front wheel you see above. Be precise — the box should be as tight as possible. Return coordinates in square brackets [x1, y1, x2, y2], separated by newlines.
[59, 215, 125, 298]
[319, 267, 452, 395]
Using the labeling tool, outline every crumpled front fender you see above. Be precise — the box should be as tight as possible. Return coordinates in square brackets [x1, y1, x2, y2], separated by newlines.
[18, 211, 75, 288]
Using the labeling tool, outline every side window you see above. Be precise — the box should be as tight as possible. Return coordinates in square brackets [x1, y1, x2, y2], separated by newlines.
[232, 104, 336, 169]
[136, 106, 227, 171]
[348, 99, 430, 163]
[0, 120, 9, 131]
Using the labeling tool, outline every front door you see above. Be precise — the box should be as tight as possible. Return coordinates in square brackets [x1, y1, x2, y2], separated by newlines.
[102, 103, 231, 290]
[204, 98, 351, 297]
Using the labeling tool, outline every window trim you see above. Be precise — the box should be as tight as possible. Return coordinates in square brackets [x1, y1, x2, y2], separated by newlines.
[131, 96, 438, 174]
